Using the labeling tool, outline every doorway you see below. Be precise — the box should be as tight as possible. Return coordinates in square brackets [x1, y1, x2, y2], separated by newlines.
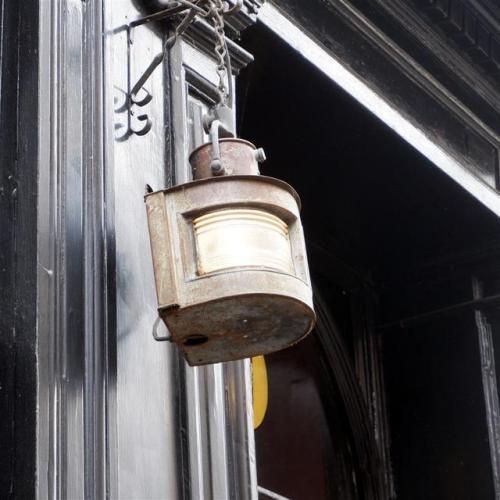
[238, 20, 500, 500]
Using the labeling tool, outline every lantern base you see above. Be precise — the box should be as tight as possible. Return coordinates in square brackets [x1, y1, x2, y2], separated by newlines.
[160, 293, 315, 366]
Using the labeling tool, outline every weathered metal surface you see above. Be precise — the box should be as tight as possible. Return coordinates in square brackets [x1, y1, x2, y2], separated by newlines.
[190, 138, 261, 179]
[167, 294, 314, 365]
[145, 175, 315, 365]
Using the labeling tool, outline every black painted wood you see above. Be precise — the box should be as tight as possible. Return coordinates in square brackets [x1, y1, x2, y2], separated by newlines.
[415, 0, 500, 75]
[0, 0, 39, 497]
[272, 0, 500, 191]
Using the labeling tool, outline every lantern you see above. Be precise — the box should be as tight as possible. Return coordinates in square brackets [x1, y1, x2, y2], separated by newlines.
[145, 137, 315, 365]
[129, 0, 316, 365]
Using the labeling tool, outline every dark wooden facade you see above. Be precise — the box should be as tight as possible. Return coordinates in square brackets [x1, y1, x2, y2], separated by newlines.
[2, 0, 500, 498]
[0, 0, 39, 497]
[240, 1, 500, 498]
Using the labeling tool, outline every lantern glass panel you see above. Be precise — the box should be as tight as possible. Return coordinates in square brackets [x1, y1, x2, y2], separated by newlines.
[193, 208, 294, 275]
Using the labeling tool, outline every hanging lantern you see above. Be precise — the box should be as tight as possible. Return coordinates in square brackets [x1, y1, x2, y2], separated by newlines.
[134, 0, 315, 365]
[145, 133, 315, 365]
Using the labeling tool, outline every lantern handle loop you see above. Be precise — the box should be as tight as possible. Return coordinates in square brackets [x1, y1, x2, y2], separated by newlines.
[152, 315, 172, 342]
[209, 120, 224, 175]
[203, 103, 234, 175]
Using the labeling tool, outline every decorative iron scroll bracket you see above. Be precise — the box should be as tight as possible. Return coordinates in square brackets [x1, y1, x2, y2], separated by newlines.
[115, 0, 242, 138]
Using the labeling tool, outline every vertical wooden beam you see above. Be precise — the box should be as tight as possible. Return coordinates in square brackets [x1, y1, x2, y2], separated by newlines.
[0, 0, 39, 497]
[352, 287, 395, 499]
[473, 276, 500, 499]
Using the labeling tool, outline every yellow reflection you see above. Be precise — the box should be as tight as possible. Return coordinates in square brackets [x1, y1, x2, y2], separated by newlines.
[252, 355, 268, 429]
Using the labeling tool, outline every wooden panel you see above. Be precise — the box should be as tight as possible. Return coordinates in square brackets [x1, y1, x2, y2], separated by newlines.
[0, 0, 39, 497]
[271, 0, 500, 195]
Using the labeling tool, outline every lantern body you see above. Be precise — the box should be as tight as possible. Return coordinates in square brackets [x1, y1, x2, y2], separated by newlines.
[145, 142, 315, 366]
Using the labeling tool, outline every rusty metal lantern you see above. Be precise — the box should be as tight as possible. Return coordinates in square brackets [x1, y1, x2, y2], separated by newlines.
[145, 133, 315, 366]
[133, 0, 315, 365]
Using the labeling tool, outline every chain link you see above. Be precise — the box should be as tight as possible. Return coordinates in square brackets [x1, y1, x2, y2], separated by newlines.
[207, 0, 229, 105]
[170, 0, 230, 105]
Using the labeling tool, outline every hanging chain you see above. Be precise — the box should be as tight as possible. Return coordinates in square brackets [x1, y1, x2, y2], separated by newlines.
[166, 0, 231, 106]
[208, 0, 230, 106]
[127, 0, 238, 135]
[130, 0, 232, 105]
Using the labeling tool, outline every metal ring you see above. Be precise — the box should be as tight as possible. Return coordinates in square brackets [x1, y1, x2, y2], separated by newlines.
[152, 316, 172, 342]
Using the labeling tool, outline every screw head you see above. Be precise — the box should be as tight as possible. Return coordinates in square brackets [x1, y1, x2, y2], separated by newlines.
[255, 148, 267, 163]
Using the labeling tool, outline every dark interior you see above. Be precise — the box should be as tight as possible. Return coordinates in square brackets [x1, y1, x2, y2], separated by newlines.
[238, 21, 500, 500]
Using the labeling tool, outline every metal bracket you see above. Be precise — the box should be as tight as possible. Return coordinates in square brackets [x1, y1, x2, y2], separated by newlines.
[117, 0, 242, 138]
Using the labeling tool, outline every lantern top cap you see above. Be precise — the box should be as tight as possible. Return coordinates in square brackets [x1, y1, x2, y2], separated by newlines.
[143, 174, 302, 210]
[188, 137, 257, 159]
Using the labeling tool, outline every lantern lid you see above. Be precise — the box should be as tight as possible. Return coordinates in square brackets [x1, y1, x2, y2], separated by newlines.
[144, 175, 302, 210]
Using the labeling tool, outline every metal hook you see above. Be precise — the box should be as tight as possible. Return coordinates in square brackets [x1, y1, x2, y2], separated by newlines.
[130, 87, 153, 107]
[126, 0, 236, 138]
[152, 316, 172, 342]
[127, 1, 200, 126]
